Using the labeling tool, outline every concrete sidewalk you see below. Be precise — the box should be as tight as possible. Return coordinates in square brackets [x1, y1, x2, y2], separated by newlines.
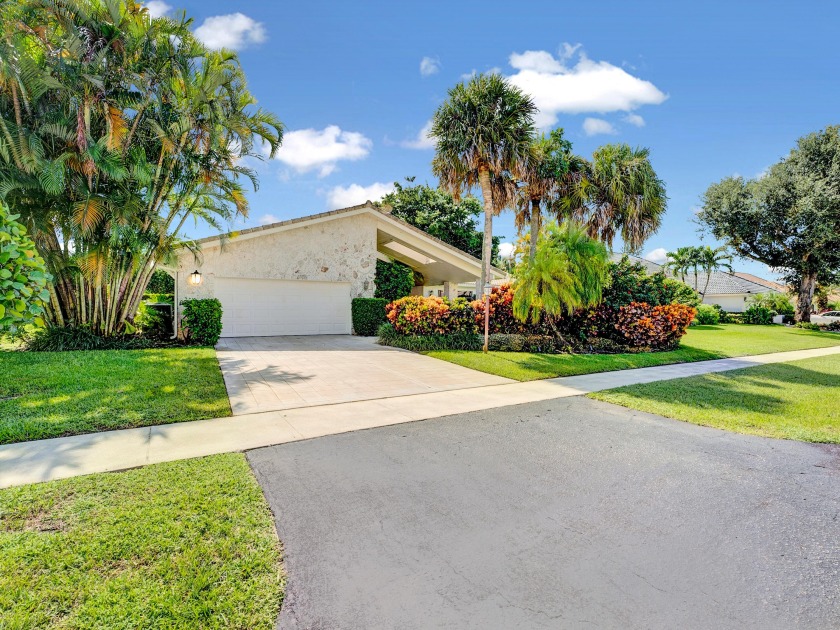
[2, 344, 839, 488]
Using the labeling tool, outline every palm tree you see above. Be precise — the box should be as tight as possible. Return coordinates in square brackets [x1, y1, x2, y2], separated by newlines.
[431, 73, 537, 288]
[697, 245, 732, 296]
[0, 0, 283, 334]
[515, 129, 572, 260]
[574, 144, 667, 252]
[513, 221, 609, 341]
[664, 247, 697, 284]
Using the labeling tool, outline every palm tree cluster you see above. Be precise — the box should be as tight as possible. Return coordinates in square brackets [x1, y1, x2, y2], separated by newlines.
[430, 73, 668, 282]
[664, 245, 732, 296]
[0, 0, 282, 335]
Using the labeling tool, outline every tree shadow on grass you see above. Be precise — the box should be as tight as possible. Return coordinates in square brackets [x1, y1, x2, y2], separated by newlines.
[609, 361, 840, 421]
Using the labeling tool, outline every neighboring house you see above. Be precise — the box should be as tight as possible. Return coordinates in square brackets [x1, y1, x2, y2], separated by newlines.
[168, 202, 504, 337]
[609, 253, 782, 312]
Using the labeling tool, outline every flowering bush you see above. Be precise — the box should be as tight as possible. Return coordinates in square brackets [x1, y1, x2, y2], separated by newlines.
[614, 302, 696, 349]
[471, 284, 553, 335]
[386, 295, 477, 335]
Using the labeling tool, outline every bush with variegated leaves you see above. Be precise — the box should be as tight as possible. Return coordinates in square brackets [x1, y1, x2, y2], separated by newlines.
[614, 302, 696, 349]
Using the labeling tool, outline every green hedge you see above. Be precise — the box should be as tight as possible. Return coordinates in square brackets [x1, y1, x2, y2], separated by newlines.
[352, 298, 388, 336]
[694, 304, 721, 325]
[377, 323, 481, 351]
[742, 304, 775, 325]
[181, 298, 223, 346]
[374, 259, 414, 302]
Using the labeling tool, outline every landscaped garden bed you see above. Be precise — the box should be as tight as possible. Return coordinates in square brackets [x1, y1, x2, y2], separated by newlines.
[0, 454, 284, 628]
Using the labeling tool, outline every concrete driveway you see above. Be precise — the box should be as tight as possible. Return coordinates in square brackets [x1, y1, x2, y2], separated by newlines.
[248, 397, 840, 630]
[216, 335, 511, 415]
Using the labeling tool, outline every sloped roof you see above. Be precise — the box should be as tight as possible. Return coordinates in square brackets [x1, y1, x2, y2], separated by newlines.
[608, 253, 782, 295]
[732, 272, 787, 293]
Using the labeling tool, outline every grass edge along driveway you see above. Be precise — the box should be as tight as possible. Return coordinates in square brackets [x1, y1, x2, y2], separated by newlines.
[426, 324, 840, 381]
[590, 354, 840, 443]
[0, 346, 231, 445]
[0, 453, 284, 629]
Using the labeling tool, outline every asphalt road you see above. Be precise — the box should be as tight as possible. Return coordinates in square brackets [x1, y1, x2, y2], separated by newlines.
[248, 397, 840, 630]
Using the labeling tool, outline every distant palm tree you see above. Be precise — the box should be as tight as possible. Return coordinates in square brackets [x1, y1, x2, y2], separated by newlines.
[431, 73, 537, 288]
[697, 245, 733, 296]
[665, 247, 697, 284]
[575, 144, 667, 252]
[513, 221, 609, 341]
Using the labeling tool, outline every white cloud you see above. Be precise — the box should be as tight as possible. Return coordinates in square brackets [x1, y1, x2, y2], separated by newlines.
[624, 113, 645, 127]
[145, 1, 171, 17]
[194, 13, 267, 50]
[258, 214, 279, 225]
[498, 242, 515, 259]
[420, 56, 440, 77]
[401, 120, 435, 150]
[326, 182, 395, 209]
[506, 45, 667, 128]
[271, 126, 372, 177]
[644, 247, 668, 264]
[583, 117, 617, 136]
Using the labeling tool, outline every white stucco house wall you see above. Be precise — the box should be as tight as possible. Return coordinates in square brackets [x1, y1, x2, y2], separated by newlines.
[166, 202, 503, 337]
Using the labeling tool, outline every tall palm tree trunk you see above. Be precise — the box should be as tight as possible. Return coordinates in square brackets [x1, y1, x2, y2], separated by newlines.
[529, 198, 540, 261]
[478, 167, 494, 289]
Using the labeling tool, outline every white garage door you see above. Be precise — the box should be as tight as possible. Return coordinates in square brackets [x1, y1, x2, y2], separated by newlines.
[214, 277, 352, 337]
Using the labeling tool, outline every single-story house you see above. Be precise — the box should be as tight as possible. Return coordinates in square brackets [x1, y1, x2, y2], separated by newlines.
[167, 202, 504, 337]
[610, 253, 783, 312]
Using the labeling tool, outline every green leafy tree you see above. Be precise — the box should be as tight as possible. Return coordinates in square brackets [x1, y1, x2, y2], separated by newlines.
[0, 203, 50, 332]
[513, 221, 608, 340]
[431, 73, 537, 289]
[574, 144, 667, 252]
[380, 179, 499, 262]
[699, 127, 840, 322]
[0, 1, 282, 335]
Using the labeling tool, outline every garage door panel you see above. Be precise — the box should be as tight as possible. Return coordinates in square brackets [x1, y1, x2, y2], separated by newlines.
[214, 278, 351, 337]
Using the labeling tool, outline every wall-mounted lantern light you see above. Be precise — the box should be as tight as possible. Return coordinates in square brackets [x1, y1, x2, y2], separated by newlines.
[188, 270, 202, 286]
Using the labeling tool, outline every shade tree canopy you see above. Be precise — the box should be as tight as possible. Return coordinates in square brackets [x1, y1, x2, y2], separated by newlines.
[699, 126, 840, 321]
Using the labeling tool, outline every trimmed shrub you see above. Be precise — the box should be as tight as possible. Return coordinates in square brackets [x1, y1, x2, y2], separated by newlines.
[25, 326, 158, 351]
[181, 298, 223, 346]
[695, 304, 721, 325]
[795, 321, 821, 331]
[377, 323, 481, 351]
[386, 295, 478, 335]
[742, 305, 774, 325]
[488, 333, 557, 353]
[374, 259, 414, 302]
[712, 304, 734, 323]
[614, 302, 696, 350]
[146, 269, 175, 294]
[352, 297, 388, 336]
[471, 284, 545, 334]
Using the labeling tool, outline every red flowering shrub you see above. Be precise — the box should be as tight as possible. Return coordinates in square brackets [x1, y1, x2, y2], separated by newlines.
[614, 302, 696, 349]
[386, 296, 478, 335]
[471, 284, 552, 334]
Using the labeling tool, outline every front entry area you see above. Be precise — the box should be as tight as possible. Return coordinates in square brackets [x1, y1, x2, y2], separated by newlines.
[214, 277, 351, 337]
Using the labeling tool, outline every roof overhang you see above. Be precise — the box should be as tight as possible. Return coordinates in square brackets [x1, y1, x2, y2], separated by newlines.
[168, 202, 505, 283]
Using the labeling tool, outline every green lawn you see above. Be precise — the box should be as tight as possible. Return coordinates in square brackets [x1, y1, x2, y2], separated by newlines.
[0, 347, 231, 444]
[589, 355, 840, 443]
[0, 453, 284, 629]
[426, 324, 840, 381]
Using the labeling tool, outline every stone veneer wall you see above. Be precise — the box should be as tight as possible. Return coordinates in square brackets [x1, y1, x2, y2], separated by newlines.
[174, 213, 378, 309]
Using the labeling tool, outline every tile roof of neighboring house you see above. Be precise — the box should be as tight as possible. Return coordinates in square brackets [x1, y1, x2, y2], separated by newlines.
[672, 271, 777, 296]
[732, 272, 788, 293]
[608, 253, 782, 296]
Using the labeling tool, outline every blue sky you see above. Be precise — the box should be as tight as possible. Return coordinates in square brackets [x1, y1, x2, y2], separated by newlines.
[149, 0, 838, 279]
